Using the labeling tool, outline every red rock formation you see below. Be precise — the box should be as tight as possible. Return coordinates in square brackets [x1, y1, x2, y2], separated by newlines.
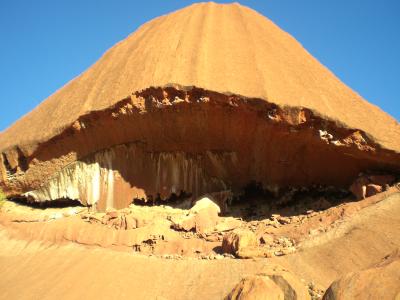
[0, 3, 399, 209]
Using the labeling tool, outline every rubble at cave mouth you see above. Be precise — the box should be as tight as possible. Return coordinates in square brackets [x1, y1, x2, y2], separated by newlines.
[132, 180, 352, 211]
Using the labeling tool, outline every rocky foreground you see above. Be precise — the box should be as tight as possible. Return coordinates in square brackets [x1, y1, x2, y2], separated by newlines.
[1, 186, 399, 299]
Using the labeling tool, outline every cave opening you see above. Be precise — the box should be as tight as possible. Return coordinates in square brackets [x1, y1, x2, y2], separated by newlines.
[128, 178, 356, 221]
[132, 190, 194, 209]
[9, 196, 83, 210]
[227, 182, 353, 221]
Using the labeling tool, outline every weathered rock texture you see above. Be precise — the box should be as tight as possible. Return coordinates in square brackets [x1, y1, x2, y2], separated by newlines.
[1, 2, 399, 209]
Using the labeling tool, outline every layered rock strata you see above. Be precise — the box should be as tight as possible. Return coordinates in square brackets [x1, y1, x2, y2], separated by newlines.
[1, 87, 400, 209]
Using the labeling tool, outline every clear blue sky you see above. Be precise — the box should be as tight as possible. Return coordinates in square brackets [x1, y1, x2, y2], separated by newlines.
[0, 0, 399, 131]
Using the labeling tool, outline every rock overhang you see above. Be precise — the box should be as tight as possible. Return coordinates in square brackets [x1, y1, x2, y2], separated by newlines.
[1, 86, 399, 210]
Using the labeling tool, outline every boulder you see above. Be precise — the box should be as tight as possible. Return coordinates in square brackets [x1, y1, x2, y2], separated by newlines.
[323, 250, 400, 300]
[227, 266, 310, 300]
[266, 273, 310, 300]
[171, 214, 196, 232]
[171, 210, 219, 234]
[190, 197, 221, 215]
[222, 229, 258, 256]
[226, 275, 284, 300]
[193, 209, 219, 233]
[171, 197, 221, 233]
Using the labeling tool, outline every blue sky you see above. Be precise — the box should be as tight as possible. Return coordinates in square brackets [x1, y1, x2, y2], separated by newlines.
[0, 0, 399, 131]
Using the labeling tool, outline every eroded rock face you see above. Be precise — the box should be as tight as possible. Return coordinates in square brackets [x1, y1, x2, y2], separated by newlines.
[23, 143, 230, 210]
[1, 88, 399, 210]
[0, 3, 399, 209]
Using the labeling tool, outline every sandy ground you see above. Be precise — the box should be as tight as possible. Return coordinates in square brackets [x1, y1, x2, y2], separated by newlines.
[0, 189, 399, 299]
[0, 229, 266, 300]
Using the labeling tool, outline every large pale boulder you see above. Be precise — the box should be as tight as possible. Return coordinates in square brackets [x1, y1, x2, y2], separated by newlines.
[189, 197, 221, 215]
[171, 197, 221, 233]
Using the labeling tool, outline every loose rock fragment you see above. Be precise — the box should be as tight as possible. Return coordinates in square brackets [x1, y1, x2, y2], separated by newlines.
[226, 275, 284, 300]
[171, 197, 221, 233]
[222, 229, 258, 257]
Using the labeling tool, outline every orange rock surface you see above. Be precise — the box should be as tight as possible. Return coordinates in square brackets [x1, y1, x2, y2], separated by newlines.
[1, 2, 400, 152]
